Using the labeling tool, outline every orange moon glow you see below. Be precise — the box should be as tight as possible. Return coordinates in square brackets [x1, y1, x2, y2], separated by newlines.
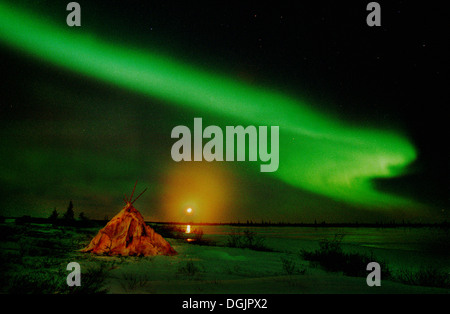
[159, 162, 235, 223]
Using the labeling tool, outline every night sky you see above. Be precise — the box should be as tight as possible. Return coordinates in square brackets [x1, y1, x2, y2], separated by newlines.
[0, 1, 448, 223]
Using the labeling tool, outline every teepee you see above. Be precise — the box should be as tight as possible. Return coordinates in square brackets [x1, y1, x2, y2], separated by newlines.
[82, 183, 176, 256]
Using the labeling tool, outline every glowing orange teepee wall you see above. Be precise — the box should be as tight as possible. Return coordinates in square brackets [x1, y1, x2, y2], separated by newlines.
[82, 182, 176, 256]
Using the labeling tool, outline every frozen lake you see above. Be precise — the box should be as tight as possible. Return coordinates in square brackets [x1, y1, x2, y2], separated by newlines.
[170, 224, 450, 272]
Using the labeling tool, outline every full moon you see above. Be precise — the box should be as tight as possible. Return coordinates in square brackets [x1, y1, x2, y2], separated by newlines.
[186, 208, 192, 214]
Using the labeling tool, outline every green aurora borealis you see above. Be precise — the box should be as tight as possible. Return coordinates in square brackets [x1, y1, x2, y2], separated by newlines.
[0, 2, 446, 222]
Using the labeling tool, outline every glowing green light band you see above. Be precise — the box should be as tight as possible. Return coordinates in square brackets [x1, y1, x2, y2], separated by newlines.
[0, 3, 418, 209]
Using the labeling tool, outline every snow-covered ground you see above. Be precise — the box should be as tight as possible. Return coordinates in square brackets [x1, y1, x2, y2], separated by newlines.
[99, 238, 448, 294]
[1, 222, 449, 294]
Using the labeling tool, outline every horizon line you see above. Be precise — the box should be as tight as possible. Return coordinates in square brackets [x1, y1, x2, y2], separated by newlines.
[4, 215, 449, 227]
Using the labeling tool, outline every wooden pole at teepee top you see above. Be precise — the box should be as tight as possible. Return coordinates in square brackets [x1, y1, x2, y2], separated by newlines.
[129, 180, 138, 202]
[131, 188, 148, 204]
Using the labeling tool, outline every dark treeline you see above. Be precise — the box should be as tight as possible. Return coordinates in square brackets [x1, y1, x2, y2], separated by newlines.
[150, 220, 450, 229]
[2, 207, 448, 229]
[4, 200, 109, 228]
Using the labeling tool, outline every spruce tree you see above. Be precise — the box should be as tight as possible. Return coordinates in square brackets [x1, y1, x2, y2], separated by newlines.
[63, 200, 75, 221]
[49, 208, 58, 221]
